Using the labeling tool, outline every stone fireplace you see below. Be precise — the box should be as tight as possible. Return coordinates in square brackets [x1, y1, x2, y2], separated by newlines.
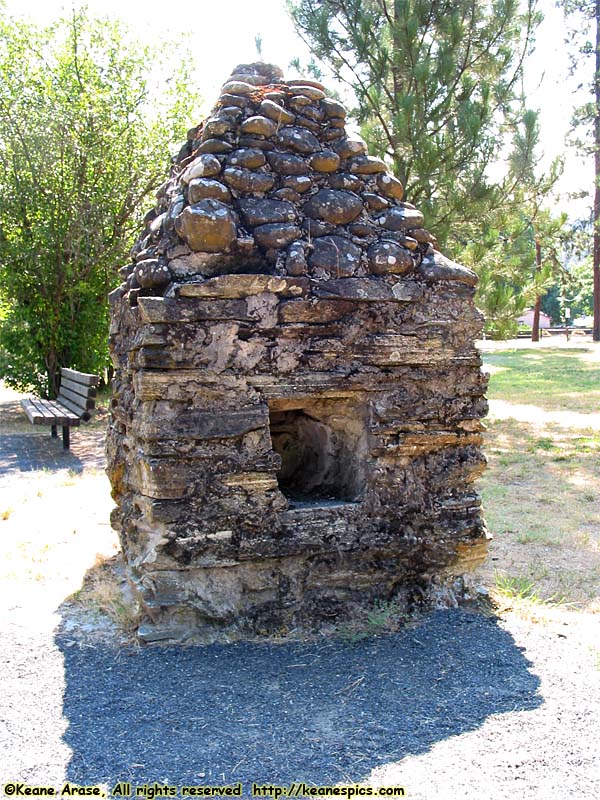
[106, 63, 489, 642]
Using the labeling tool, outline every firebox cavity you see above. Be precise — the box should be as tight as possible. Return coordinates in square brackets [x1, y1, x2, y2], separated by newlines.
[269, 400, 367, 504]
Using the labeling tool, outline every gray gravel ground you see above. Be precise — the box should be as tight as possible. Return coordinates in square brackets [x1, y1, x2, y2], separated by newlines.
[2, 607, 599, 799]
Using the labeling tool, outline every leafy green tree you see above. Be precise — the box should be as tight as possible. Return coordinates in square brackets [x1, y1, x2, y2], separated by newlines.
[288, 0, 540, 253]
[0, 7, 197, 395]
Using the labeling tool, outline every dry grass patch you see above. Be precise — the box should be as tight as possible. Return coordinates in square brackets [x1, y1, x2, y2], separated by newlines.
[0, 468, 119, 613]
[68, 553, 141, 636]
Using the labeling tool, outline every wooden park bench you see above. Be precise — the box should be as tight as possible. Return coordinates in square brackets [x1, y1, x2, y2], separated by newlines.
[20, 368, 100, 450]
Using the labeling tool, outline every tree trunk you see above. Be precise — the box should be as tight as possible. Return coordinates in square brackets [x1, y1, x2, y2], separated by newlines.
[45, 351, 60, 399]
[594, 0, 600, 341]
[532, 238, 542, 342]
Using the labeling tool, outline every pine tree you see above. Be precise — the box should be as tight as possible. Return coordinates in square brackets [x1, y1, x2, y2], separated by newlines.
[288, 0, 540, 254]
[462, 109, 567, 339]
[560, 0, 600, 340]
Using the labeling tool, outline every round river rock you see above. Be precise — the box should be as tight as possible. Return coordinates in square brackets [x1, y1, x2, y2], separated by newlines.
[308, 235, 362, 275]
[176, 200, 237, 252]
[303, 189, 363, 226]
[367, 240, 414, 275]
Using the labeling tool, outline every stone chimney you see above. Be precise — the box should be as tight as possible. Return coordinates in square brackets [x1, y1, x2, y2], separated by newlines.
[106, 63, 489, 643]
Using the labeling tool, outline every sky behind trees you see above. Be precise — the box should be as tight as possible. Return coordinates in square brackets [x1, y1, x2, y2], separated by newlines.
[3, 0, 591, 214]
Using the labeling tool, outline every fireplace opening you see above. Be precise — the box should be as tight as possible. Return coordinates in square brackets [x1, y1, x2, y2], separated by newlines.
[269, 401, 366, 504]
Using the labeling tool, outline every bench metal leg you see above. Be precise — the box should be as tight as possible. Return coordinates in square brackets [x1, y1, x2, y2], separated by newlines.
[62, 426, 70, 450]
[51, 425, 57, 438]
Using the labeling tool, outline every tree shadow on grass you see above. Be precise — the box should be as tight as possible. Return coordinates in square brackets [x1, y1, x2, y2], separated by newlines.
[57, 610, 541, 789]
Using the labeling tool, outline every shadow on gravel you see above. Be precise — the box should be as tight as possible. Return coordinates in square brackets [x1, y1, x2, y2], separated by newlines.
[57, 610, 541, 789]
[0, 432, 105, 475]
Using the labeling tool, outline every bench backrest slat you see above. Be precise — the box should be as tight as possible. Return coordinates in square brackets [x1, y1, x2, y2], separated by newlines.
[58, 385, 96, 412]
[58, 394, 92, 421]
[61, 367, 99, 387]
[60, 377, 97, 399]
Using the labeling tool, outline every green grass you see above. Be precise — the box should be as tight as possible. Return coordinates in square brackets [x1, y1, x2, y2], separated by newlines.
[484, 349, 600, 414]
[494, 573, 544, 602]
[477, 347, 600, 611]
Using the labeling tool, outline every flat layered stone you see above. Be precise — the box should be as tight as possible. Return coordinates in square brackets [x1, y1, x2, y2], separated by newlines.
[303, 189, 363, 225]
[137, 297, 248, 324]
[136, 407, 269, 441]
[313, 277, 424, 302]
[178, 274, 309, 298]
[278, 298, 355, 323]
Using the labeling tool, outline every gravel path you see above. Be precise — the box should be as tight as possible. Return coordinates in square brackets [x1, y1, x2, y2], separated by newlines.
[2, 607, 599, 798]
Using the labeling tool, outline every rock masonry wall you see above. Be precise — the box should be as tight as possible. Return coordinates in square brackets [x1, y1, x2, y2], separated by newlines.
[107, 63, 489, 643]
